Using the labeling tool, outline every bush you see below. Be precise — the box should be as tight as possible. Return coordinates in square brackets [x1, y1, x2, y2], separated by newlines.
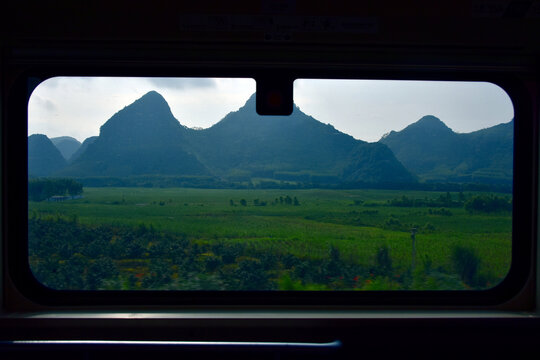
[382, 215, 404, 231]
[234, 257, 272, 290]
[428, 208, 452, 216]
[375, 245, 393, 276]
[451, 245, 480, 286]
[464, 194, 511, 213]
[423, 223, 436, 232]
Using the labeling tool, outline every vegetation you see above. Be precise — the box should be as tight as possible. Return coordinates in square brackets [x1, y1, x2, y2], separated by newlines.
[464, 194, 512, 213]
[28, 187, 511, 291]
[26, 93, 514, 291]
[451, 245, 481, 286]
[28, 178, 83, 202]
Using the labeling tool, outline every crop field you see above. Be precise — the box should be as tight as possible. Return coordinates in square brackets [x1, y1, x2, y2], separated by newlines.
[28, 187, 512, 291]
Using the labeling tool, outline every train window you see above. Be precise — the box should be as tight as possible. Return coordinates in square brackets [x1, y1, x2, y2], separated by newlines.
[26, 76, 517, 297]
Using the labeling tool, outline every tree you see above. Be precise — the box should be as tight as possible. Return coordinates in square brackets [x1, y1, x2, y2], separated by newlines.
[375, 245, 393, 276]
[451, 246, 480, 286]
[28, 178, 83, 201]
[86, 257, 118, 290]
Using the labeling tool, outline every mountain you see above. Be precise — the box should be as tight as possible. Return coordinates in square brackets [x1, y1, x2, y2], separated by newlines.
[58, 91, 414, 184]
[59, 91, 208, 177]
[28, 134, 67, 176]
[69, 136, 98, 163]
[51, 136, 81, 161]
[379, 115, 513, 184]
[187, 94, 415, 183]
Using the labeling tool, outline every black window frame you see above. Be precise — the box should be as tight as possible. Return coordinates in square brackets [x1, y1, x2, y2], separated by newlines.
[5, 66, 536, 307]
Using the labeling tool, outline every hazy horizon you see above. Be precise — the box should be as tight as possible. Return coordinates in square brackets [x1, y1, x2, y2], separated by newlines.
[28, 77, 514, 143]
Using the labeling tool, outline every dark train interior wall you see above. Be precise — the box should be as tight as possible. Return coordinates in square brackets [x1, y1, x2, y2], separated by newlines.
[1, 1, 540, 358]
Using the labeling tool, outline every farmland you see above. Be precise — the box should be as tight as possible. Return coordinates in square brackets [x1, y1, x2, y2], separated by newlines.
[28, 187, 512, 291]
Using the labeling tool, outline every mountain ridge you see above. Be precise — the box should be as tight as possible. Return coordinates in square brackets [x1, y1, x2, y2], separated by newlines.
[50, 91, 415, 184]
[30, 91, 513, 187]
[379, 115, 513, 184]
[185, 92, 414, 183]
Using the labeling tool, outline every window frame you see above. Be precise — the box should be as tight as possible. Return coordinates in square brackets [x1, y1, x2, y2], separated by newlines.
[5, 66, 536, 308]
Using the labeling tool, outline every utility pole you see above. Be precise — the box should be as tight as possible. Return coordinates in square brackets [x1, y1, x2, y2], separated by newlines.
[411, 227, 417, 272]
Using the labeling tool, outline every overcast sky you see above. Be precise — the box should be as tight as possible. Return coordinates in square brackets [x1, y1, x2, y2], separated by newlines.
[28, 77, 514, 143]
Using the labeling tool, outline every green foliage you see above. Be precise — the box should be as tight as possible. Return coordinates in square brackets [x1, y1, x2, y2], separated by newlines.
[428, 208, 453, 216]
[86, 257, 118, 290]
[231, 194, 299, 207]
[411, 270, 464, 290]
[464, 194, 512, 213]
[278, 275, 328, 290]
[362, 276, 401, 290]
[142, 259, 173, 288]
[382, 215, 405, 231]
[451, 245, 481, 286]
[28, 178, 83, 202]
[375, 245, 393, 276]
[234, 257, 272, 290]
[28, 187, 512, 291]
[388, 194, 461, 208]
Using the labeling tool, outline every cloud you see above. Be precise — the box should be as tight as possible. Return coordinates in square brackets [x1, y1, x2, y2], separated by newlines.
[31, 95, 57, 113]
[146, 77, 217, 90]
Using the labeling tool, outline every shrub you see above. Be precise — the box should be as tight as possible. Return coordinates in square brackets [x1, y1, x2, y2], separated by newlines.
[375, 245, 393, 276]
[234, 257, 272, 290]
[464, 194, 511, 213]
[451, 245, 480, 286]
[382, 215, 404, 231]
[423, 223, 436, 232]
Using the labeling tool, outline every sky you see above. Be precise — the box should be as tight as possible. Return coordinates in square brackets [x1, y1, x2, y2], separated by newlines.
[28, 77, 514, 143]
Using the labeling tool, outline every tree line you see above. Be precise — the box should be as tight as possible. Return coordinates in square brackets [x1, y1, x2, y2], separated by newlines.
[54, 174, 513, 193]
[28, 178, 83, 202]
[386, 193, 511, 213]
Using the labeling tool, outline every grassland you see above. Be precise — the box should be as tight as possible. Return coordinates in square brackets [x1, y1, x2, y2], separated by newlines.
[28, 187, 512, 291]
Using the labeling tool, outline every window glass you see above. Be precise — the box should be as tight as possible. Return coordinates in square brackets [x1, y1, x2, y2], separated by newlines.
[28, 77, 513, 291]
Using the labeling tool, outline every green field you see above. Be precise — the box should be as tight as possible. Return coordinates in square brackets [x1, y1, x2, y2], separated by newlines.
[28, 187, 512, 291]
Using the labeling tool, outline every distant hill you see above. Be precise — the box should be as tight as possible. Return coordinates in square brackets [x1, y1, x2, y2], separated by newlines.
[51, 136, 81, 161]
[379, 115, 513, 184]
[59, 91, 208, 177]
[69, 136, 98, 163]
[28, 134, 67, 176]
